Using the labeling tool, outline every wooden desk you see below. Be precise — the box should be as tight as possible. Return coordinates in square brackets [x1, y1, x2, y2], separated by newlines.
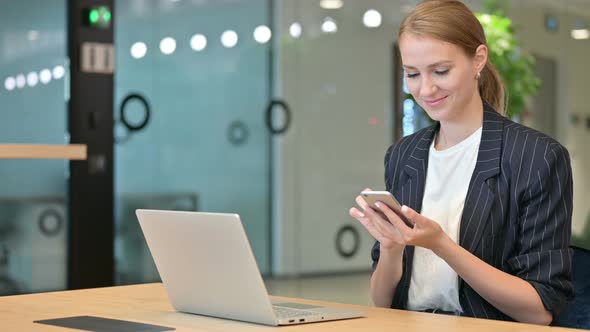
[0, 144, 86, 160]
[0, 283, 580, 331]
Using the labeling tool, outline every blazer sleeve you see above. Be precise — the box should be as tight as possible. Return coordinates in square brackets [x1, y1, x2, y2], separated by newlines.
[371, 144, 396, 272]
[506, 143, 575, 318]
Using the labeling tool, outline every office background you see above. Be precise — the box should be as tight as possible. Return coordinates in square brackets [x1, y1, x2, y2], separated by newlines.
[0, 0, 588, 313]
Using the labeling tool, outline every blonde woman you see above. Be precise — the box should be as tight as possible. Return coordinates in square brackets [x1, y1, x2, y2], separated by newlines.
[350, 0, 573, 325]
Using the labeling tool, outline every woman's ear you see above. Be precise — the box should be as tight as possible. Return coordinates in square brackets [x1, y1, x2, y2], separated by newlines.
[474, 44, 488, 73]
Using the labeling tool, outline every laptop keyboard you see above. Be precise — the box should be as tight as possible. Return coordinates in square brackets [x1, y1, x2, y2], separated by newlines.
[273, 306, 318, 319]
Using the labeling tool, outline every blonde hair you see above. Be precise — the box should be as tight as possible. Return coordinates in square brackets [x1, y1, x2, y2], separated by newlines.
[399, 0, 506, 114]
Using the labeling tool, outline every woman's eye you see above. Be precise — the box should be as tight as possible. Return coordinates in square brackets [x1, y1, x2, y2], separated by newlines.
[435, 69, 449, 76]
[406, 73, 419, 78]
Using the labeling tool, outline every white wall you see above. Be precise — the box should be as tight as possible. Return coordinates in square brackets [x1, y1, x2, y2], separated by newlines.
[273, 0, 405, 275]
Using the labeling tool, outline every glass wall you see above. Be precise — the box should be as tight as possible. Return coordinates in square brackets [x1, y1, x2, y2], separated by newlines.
[113, 0, 273, 283]
[0, 0, 69, 295]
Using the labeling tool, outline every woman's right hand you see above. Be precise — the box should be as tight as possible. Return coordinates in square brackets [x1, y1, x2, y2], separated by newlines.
[349, 188, 406, 251]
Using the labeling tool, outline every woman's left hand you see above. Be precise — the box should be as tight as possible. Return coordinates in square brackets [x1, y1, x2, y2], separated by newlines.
[375, 202, 449, 251]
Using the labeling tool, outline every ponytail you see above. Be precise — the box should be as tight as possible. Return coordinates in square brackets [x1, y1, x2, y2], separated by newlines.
[479, 60, 506, 115]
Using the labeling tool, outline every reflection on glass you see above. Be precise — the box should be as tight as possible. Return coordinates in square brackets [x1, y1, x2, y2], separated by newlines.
[289, 22, 302, 38]
[190, 34, 207, 51]
[39, 69, 52, 84]
[52, 66, 65, 80]
[27, 72, 38, 87]
[16, 74, 26, 89]
[159, 37, 176, 55]
[4, 77, 16, 91]
[321, 17, 337, 33]
[130, 42, 147, 59]
[221, 30, 238, 48]
[254, 25, 272, 44]
[27, 30, 39, 41]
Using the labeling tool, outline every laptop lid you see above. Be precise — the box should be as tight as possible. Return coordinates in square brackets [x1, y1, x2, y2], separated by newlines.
[136, 209, 277, 326]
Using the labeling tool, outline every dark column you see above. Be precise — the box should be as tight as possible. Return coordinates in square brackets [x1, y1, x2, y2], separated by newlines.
[67, 0, 115, 289]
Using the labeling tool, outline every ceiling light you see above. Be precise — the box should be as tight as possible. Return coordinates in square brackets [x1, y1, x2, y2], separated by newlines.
[321, 17, 338, 33]
[571, 19, 589, 40]
[363, 9, 382, 28]
[571, 29, 589, 39]
[320, 0, 343, 9]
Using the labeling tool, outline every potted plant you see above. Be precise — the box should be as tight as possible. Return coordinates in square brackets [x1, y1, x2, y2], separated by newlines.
[477, 0, 541, 118]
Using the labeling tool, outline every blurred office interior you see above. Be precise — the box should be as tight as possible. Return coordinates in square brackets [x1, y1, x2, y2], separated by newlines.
[0, 0, 588, 325]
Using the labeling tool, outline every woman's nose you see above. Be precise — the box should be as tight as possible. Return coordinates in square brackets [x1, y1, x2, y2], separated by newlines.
[419, 76, 437, 97]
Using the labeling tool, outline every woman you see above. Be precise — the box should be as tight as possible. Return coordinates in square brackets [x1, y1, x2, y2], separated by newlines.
[349, 0, 573, 325]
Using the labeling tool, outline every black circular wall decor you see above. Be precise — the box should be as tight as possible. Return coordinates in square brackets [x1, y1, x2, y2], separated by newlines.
[335, 225, 360, 258]
[227, 121, 250, 146]
[120, 93, 151, 131]
[265, 99, 292, 135]
[38, 209, 63, 237]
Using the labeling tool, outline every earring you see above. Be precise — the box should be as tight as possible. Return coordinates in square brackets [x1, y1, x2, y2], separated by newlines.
[476, 72, 481, 80]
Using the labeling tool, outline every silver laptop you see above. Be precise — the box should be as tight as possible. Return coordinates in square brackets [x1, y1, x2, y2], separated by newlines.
[136, 209, 367, 326]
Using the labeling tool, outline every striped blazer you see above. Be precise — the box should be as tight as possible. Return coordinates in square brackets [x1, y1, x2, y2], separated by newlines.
[371, 103, 574, 321]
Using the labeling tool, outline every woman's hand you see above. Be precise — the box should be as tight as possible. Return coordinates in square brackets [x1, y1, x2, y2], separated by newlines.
[349, 189, 406, 250]
[376, 202, 448, 251]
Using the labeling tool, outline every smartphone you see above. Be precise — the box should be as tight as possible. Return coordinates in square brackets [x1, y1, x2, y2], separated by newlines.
[360, 191, 414, 227]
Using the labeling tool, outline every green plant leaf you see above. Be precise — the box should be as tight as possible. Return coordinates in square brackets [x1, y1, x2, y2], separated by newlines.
[476, 7, 540, 118]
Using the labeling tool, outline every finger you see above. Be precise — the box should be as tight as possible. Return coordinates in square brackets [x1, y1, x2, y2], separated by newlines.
[349, 207, 365, 219]
[363, 187, 373, 192]
[375, 201, 413, 235]
[365, 207, 403, 240]
[355, 195, 370, 210]
[349, 207, 386, 241]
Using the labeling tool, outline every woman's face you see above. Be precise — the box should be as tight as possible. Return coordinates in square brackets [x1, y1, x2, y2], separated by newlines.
[399, 33, 484, 122]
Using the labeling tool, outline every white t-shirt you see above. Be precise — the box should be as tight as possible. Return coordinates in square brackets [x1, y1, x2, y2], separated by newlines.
[407, 126, 482, 313]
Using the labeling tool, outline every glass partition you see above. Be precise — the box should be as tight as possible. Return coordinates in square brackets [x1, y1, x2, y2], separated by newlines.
[0, 0, 69, 295]
[114, 0, 272, 283]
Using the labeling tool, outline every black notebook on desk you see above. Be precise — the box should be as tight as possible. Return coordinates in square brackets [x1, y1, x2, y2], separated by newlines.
[34, 315, 175, 332]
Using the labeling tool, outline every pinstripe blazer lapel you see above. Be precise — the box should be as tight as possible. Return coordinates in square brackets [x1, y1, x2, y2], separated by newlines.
[392, 125, 436, 309]
[459, 105, 503, 253]
[401, 126, 436, 212]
